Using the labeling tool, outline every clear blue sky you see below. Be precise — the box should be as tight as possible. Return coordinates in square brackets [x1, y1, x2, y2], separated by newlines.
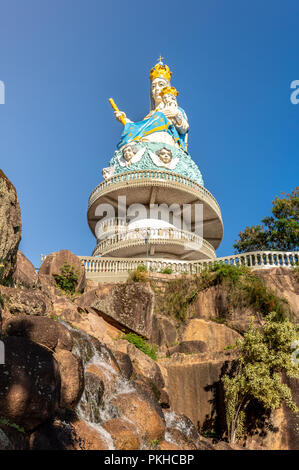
[0, 0, 298, 267]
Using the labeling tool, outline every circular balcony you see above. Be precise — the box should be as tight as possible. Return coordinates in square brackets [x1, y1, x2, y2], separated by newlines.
[87, 170, 224, 257]
[92, 226, 216, 260]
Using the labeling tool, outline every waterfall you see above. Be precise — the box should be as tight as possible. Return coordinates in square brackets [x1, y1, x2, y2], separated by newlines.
[63, 323, 134, 449]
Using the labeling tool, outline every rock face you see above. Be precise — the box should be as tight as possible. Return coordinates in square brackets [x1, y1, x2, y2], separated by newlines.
[102, 418, 140, 450]
[91, 283, 154, 338]
[126, 343, 165, 390]
[0, 170, 22, 281]
[159, 352, 236, 435]
[192, 285, 258, 333]
[163, 410, 200, 450]
[111, 392, 165, 442]
[12, 251, 38, 288]
[0, 336, 60, 431]
[3, 315, 73, 351]
[192, 267, 298, 332]
[150, 315, 178, 346]
[0, 286, 53, 317]
[182, 319, 242, 352]
[29, 418, 111, 450]
[243, 376, 299, 450]
[39, 249, 86, 293]
[253, 267, 299, 322]
[54, 350, 84, 409]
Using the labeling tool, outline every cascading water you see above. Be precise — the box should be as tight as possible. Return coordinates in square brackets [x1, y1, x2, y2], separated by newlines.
[164, 410, 200, 447]
[64, 323, 135, 449]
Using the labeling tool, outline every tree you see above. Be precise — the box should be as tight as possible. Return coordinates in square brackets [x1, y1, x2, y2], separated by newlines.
[233, 188, 299, 253]
[222, 313, 299, 444]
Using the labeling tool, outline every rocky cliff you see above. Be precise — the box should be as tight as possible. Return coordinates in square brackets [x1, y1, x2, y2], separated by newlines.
[0, 170, 298, 451]
[0, 170, 21, 282]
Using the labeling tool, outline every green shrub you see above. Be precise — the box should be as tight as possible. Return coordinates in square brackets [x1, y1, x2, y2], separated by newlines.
[151, 263, 291, 323]
[223, 313, 299, 444]
[160, 267, 173, 274]
[128, 264, 148, 282]
[136, 264, 147, 272]
[149, 439, 160, 448]
[211, 263, 250, 285]
[124, 332, 157, 360]
[53, 263, 79, 294]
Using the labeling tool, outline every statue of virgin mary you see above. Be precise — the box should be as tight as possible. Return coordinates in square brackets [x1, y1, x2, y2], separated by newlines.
[114, 60, 189, 151]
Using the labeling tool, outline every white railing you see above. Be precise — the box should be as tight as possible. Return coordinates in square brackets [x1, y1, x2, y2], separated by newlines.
[88, 169, 221, 216]
[93, 226, 215, 257]
[77, 250, 298, 276]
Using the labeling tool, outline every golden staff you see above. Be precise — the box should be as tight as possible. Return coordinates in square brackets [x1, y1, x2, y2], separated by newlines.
[109, 98, 126, 126]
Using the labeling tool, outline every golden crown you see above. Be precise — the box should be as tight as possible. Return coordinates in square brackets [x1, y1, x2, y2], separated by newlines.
[150, 62, 172, 82]
[160, 86, 178, 97]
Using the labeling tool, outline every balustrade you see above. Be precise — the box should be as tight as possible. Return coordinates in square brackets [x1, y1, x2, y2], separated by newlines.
[78, 251, 298, 275]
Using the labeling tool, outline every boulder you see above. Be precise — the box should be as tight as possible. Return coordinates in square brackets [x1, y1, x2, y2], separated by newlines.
[64, 308, 120, 346]
[150, 315, 178, 347]
[165, 427, 197, 450]
[0, 170, 22, 282]
[79, 371, 105, 423]
[70, 419, 111, 450]
[39, 249, 85, 293]
[0, 286, 53, 317]
[37, 273, 62, 298]
[132, 371, 161, 405]
[126, 343, 165, 390]
[3, 315, 73, 351]
[70, 328, 120, 373]
[91, 283, 154, 338]
[164, 410, 200, 450]
[86, 363, 120, 396]
[111, 392, 165, 442]
[113, 351, 133, 380]
[52, 296, 82, 323]
[29, 418, 111, 450]
[12, 251, 38, 288]
[0, 336, 60, 431]
[54, 349, 84, 409]
[102, 418, 140, 450]
[182, 319, 241, 352]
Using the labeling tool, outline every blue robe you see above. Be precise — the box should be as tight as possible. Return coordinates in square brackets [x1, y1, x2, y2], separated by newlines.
[117, 108, 188, 151]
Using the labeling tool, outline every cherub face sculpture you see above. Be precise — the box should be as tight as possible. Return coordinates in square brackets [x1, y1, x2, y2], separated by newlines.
[151, 78, 168, 104]
[157, 147, 172, 164]
[122, 145, 136, 163]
